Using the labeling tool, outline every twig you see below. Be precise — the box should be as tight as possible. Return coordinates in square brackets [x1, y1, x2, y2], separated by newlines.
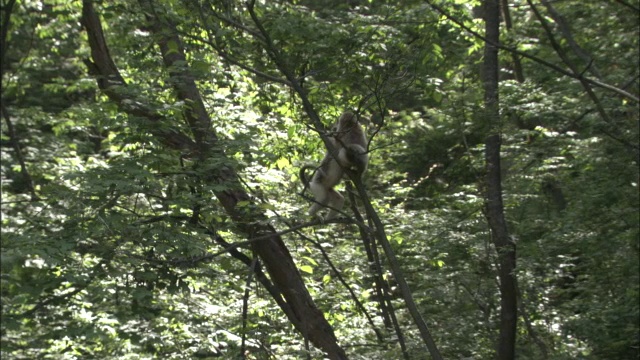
[527, 0, 639, 153]
[295, 230, 386, 344]
[424, 0, 639, 103]
[240, 256, 258, 358]
[1, 104, 39, 200]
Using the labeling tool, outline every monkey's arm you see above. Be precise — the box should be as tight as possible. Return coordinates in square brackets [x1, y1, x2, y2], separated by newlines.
[339, 145, 368, 174]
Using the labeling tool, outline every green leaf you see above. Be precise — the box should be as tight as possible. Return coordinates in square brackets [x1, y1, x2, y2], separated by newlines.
[299, 265, 313, 274]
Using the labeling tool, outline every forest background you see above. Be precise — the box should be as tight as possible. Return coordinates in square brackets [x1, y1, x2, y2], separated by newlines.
[1, 0, 638, 359]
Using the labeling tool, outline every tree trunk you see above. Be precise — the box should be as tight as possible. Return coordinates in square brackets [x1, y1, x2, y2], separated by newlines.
[482, 0, 518, 359]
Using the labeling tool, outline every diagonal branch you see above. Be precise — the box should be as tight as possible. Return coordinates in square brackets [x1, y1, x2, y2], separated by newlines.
[137, 0, 213, 152]
[0, 0, 17, 79]
[179, 31, 290, 86]
[424, 0, 639, 103]
[527, 0, 639, 153]
[613, 0, 640, 12]
[539, 0, 602, 79]
[1, 1, 39, 201]
[1, 103, 39, 200]
[294, 228, 386, 344]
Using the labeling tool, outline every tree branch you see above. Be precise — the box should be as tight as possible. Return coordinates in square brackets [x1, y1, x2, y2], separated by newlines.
[424, 0, 639, 103]
[80, 1, 197, 152]
[540, 0, 602, 79]
[1, 103, 39, 200]
[527, 0, 639, 153]
[179, 31, 290, 86]
[295, 229, 385, 344]
[613, 0, 640, 12]
[482, 1, 518, 358]
[0, 0, 17, 79]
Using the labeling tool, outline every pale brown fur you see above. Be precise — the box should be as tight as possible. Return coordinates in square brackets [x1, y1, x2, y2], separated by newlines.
[300, 111, 368, 220]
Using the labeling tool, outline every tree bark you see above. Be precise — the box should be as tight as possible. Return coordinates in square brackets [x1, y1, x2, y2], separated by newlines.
[482, 0, 518, 359]
[81, 1, 347, 358]
[1, 0, 17, 79]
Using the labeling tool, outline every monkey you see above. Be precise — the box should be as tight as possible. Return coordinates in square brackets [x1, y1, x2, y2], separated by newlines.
[300, 111, 368, 220]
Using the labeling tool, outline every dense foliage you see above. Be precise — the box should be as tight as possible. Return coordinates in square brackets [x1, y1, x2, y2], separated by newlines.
[2, 0, 638, 359]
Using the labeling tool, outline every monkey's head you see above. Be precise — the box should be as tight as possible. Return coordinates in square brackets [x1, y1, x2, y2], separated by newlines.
[331, 111, 359, 136]
[337, 111, 357, 128]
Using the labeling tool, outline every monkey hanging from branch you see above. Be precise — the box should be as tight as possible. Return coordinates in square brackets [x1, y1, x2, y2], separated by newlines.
[300, 111, 369, 220]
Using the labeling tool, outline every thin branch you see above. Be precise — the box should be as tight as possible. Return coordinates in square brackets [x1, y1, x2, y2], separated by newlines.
[1, 104, 39, 200]
[204, 0, 265, 40]
[516, 284, 549, 359]
[500, 0, 525, 82]
[527, 0, 600, 96]
[345, 182, 409, 359]
[540, 0, 602, 79]
[1, 1, 39, 201]
[458, 281, 491, 319]
[130, 211, 299, 329]
[527, 0, 639, 152]
[612, 0, 640, 12]
[294, 229, 386, 344]
[16, 257, 112, 318]
[156, 214, 369, 266]
[240, 256, 258, 358]
[424, 0, 639, 103]
[179, 31, 290, 86]
[347, 187, 392, 330]
[0, 0, 17, 79]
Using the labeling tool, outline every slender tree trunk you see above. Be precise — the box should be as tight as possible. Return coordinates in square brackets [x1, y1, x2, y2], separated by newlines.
[1, 0, 17, 79]
[499, 0, 525, 82]
[482, 0, 518, 359]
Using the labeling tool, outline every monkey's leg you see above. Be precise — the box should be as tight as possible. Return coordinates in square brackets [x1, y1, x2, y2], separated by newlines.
[324, 190, 345, 220]
[308, 181, 329, 216]
[339, 145, 368, 173]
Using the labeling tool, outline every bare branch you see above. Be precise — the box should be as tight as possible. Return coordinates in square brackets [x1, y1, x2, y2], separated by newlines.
[179, 32, 290, 85]
[1, 104, 39, 200]
[527, 0, 639, 153]
[540, 0, 602, 79]
[425, 0, 639, 103]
